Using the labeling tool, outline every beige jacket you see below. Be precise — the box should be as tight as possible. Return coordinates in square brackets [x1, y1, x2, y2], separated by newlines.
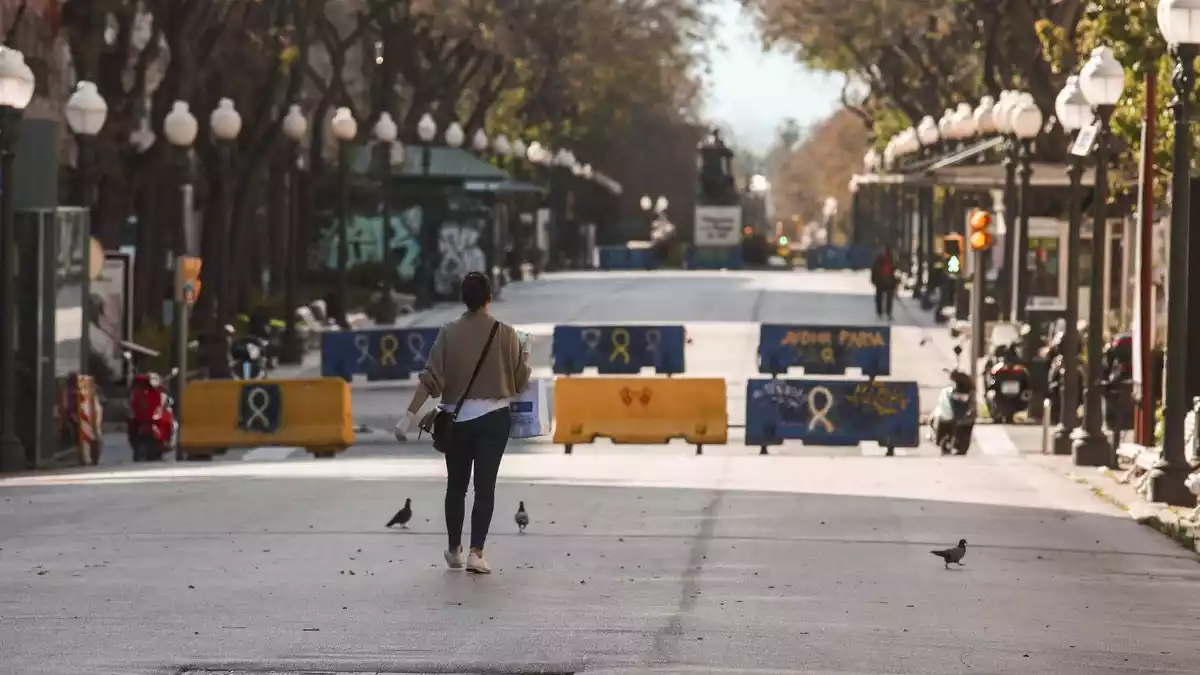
[417, 310, 531, 404]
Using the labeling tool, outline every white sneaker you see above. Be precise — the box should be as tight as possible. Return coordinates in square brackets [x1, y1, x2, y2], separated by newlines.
[444, 548, 465, 569]
[466, 550, 491, 574]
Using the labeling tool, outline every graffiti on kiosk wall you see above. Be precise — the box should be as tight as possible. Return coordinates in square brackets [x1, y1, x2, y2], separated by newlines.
[316, 206, 422, 280]
[433, 213, 489, 297]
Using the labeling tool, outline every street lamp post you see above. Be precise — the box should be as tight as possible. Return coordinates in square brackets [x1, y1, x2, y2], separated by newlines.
[1074, 45, 1125, 467]
[330, 107, 358, 327]
[1011, 93, 1043, 323]
[163, 101, 198, 448]
[209, 98, 242, 378]
[65, 81, 108, 217]
[373, 111, 400, 323]
[992, 91, 1019, 322]
[0, 47, 37, 471]
[415, 113, 437, 309]
[1052, 76, 1094, 457]
[280, 104, 308, 363]
[1151, 0, 1200, 504]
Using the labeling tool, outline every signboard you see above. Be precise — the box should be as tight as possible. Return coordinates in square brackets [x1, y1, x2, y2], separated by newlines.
[757, 324, 892, 377]
[694, 205, 742, 246]
[91, 252, 135, 384]
[1071, 122, 1098, 157]
[745, 378, 920, 448]
[551, 324, 686, 375]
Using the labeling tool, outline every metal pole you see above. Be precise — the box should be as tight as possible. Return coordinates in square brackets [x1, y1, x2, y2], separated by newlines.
[970, 245, 985, 390]
[415, 145, 433, 310]
[1014, 139, 1034, 322]
[1073, 104, 1115, 467]
[0, 107, 25, 471]
[336, 140, 350, 327]
[1136, 67, 1158, 448]
[999, 136, 1018, 321]
[380, 140, 395, 305]
[1053, 151, 1085, 456]
[1149, 44, 1198, 505]
[916, 186, 930, 299]
[280, 144, 304, 364]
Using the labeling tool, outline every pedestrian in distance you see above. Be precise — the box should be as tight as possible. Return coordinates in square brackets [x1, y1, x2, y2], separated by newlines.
[871, 246, 898, 321]
[395, 272, 532, 574]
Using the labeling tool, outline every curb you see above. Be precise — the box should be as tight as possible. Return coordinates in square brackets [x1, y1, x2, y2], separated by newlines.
[1069, 467, 1200, 555]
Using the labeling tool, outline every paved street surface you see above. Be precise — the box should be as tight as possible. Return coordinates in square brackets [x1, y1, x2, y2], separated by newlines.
[4, 270, 1200, 674]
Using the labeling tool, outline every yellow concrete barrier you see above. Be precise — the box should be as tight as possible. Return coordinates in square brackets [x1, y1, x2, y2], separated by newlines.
[552, 377, 727, 453]
[180, 378, 354, 459]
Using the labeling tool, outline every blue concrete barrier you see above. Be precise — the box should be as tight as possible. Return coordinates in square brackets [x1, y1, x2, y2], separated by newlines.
[598, 246, 657, 270]
[744, 378, 920, 448]
[321, 327, 441, 381]
[758, 324, 891, 377]
[552, 324, 686, 375]
[685, 245, 743, 270]
[805, 244, 872, 270]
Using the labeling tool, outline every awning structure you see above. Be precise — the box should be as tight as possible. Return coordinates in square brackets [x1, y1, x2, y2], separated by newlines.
[463, 179, 545, 194]
[854, 136, 1097, 189]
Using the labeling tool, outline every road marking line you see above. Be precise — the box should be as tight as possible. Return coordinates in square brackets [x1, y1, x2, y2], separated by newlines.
[972, 425, 1020, 456]
[242, 447, 302, 462]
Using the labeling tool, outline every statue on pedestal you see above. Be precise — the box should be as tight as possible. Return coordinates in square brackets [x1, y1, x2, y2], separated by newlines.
[697, 128, 738, 206]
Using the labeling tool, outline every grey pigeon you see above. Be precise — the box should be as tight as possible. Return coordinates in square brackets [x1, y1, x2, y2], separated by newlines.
[515, 501, 529, 533]
[386, 498, 412, 529]
[931, 539, 967, 568]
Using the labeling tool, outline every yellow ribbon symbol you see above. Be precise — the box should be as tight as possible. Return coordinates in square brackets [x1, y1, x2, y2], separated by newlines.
[407, 333, 426, 364]
[807, 386, 835, 433]
[610, 328, 631, 364]
[379, 334, 399, 366]
[820, 346, 835, 364]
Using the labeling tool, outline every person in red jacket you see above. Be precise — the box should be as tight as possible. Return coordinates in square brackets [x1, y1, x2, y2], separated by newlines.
[871, 247, 897, 320]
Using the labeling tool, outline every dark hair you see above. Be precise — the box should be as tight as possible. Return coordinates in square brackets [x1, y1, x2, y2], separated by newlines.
[461, 271, 491, 311]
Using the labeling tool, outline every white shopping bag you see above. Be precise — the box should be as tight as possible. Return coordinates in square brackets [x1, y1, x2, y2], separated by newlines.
[510, 379, 552, 439]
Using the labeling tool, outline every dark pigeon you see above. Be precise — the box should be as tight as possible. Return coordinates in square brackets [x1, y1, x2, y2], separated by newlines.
[387, 498, 412, 529]
[931, 539, 967, 568]
[515, 501, 529, 533]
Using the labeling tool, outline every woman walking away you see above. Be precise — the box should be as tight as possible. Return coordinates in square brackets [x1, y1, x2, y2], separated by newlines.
[395, 272, 531, 574]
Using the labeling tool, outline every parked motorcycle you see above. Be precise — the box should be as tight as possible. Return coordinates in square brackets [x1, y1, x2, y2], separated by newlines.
[930, 344, 975, 455]
[1101, 332, 1135, 437]
[984, 322, 1032, 423]
[124, 351, 180, 462]
[1044, 320, 1084, 425]
[229, 334, 270, 380]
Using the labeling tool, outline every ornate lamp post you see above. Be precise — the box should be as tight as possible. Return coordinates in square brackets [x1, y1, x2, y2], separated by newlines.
[1074, 45, 1126, 466]
[415, 113, 437, 309]
[992, 90, 1019, 321]
[0, 47, 36, 471]
[1010, 93, 1043, 322]
[65, 81, 108, 215]
[372, 111, 400, 323]
[329, 107, 358, 327]
[162, 101, 199, 436]
[472, 128, 489, 155]
[279, 104, 308, 363]
[1151, 0, 1200, 504]
[1051, 75, 1094, 457]
[209, 98, 242, 378]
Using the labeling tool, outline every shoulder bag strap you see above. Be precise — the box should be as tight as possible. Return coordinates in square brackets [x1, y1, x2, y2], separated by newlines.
[451, 320, 500, 421]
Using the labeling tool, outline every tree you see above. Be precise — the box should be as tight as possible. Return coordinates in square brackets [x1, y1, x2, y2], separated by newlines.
[771, 109, 868, 234]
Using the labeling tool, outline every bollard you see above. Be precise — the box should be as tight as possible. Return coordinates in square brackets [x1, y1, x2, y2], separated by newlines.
[1041, 397, 1051, 454]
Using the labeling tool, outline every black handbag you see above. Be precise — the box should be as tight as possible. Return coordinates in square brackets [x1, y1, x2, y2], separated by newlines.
[426, 321, 499, 453]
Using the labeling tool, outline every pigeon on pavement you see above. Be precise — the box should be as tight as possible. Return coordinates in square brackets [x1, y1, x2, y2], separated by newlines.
[931, 539, 967, 568]
[387, 498, 412, 529]
[515, 501, 529, 533]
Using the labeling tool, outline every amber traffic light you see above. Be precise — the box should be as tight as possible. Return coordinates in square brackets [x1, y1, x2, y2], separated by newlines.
[968, 210, 994, 251]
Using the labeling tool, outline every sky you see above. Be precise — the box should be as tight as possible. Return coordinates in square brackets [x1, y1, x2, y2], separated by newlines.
[701, 0, 844, 155]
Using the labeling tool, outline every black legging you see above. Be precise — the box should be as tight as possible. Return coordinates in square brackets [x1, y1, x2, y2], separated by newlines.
[874, 285, 895, 317]
[444, 407, 512, 551]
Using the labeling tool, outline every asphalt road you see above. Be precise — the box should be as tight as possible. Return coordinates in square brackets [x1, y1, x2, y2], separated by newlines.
[5, 270, 1199, 675]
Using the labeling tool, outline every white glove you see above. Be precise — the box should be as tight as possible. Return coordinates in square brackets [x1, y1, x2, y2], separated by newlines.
[394, 411, 414, 442]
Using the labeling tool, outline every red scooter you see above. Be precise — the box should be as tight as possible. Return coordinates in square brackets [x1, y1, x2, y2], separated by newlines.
[124, 351, 180, 462]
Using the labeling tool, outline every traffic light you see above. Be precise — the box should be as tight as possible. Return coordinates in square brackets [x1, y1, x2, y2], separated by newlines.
[943, 234, 964, 274]
[968, 210, 994, 251]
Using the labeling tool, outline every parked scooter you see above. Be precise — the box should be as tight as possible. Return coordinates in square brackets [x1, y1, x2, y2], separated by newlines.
[984, 322, 1032, 423]
[1101, 332, 1135, 438]
[1044, 319, 1084, 425]
[929, 344, 975, 455]
[124, 351, 180, 462]
[229, 326, 270, 380]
